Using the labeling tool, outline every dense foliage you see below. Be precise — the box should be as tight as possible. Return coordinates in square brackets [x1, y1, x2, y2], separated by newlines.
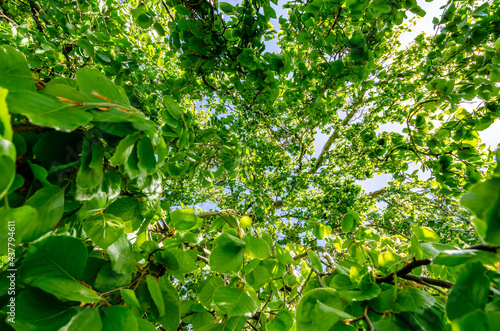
[1, 0, 500, 330]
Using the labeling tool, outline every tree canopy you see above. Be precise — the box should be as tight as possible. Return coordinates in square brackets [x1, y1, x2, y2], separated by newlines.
[1, 0, 500, 330]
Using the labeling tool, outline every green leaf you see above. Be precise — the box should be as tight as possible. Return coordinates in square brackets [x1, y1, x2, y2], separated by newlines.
[452, 310, 490, 331]
[94, 263, 131, 292]
[77, 138, 104, 189]
[313, 223, 332, 239]
[0, 87, 12, 141]
[461, 178, 500, 244]
[60, 308, 103, 331]
[154, 276, 181, 331]
[338, 282, 381, 301]
[243, 235, 271, 259]
[101, 306, 138, 331]
[29, 162, 51, 187]
[23, 186, 65, 241]
[77, 39, 95, 57]
[342, 214, 355, 232]
[0, 45, 36, 91]
[170, 208, 198, 230]
[394, 287, 436, 313]
[267, 308, 293, 331]
[107, 197, 143, 233]
[162, 96, 182, 118]
[153, 22, 166, 36]
[120, 289, 141, 308]
[20, 235, 87, 281]
[0, 205, 37, 254]
[106, 234, 137, 275]
[19, 236, 99, 302]
[248, 265, 270, 289]
[307, 250, 323, 271]
[275, 246, 294, 264]
[213, 287, 258, 317]
[8, 288, 77, 331]
[446, 262, 490, 321]
[433, 249, 498, 266]
[137, 136, 156, 175]
[76, 68, 130, 106]
[296, 288, 351, 331]
[184, 311, 214, 330]
[109, 132, 140, 166]
[32, 277, 101, 303]
[210, 244, 244, 273]
[124, 144, 142, 179]
[136, 13, 154, 29]
[219, 3, 233, 14]
[369, 290, 396, 313]
[161, 248, 197, 278]
[83, 213, 125, 249]
[96, 50, 113, 65]
[7, 91, 93, 131]
[371, 3, 392, 14]
[175, 4, 190, 15]
[198, 277, 225, 309]
[147, 276, 165, 317]
[378, 251, 400, 268]
[329, 274, 353, 290]
[136, 317, 157, 331]
[0, 153, 15, 199]
[411, 225, 440, 242]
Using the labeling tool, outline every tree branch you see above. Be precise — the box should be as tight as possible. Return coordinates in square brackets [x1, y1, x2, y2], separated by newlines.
[293, 246, 326, 261]
[375, 258, 431, 284]
[401, 274, 453, 289]
[309, 88, 367, 174]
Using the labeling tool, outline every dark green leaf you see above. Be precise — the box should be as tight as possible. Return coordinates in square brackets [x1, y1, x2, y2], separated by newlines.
[219, 2, 233, 14]
[446, 262, 490, 321]
[147, 276, 165, 317]
[8, 288, 77, 331]
[106, 234, 137, 275]
[101, 306, 138, 331]
[60, 308, 102, 331]
[198, 277, 225, 309]
[296, 288, 351, 331]
[32, 277, 101, 303]
[394, 287, 436, 313]
[25, 186, 64, 241]
[20, 235, 87, 282]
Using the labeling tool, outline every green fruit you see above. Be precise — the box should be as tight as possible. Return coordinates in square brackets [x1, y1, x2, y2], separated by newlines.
[240, 216, 252, 228]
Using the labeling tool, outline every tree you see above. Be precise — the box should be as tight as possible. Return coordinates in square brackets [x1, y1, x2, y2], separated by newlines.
[0, 0, 499, 329]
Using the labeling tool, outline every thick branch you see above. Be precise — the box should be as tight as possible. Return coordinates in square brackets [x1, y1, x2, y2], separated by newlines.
[401, 274, 453, 289]
[375, 258, 431, 284]
[13, 123, 51, 134]
[309, 88, 367, 174]
[197, 255, 210, 264]
[465, 244, 500, 253]
[366, 224, 410, 240]
[367, 188, 387, 199]
[293, 246, 326, 261]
